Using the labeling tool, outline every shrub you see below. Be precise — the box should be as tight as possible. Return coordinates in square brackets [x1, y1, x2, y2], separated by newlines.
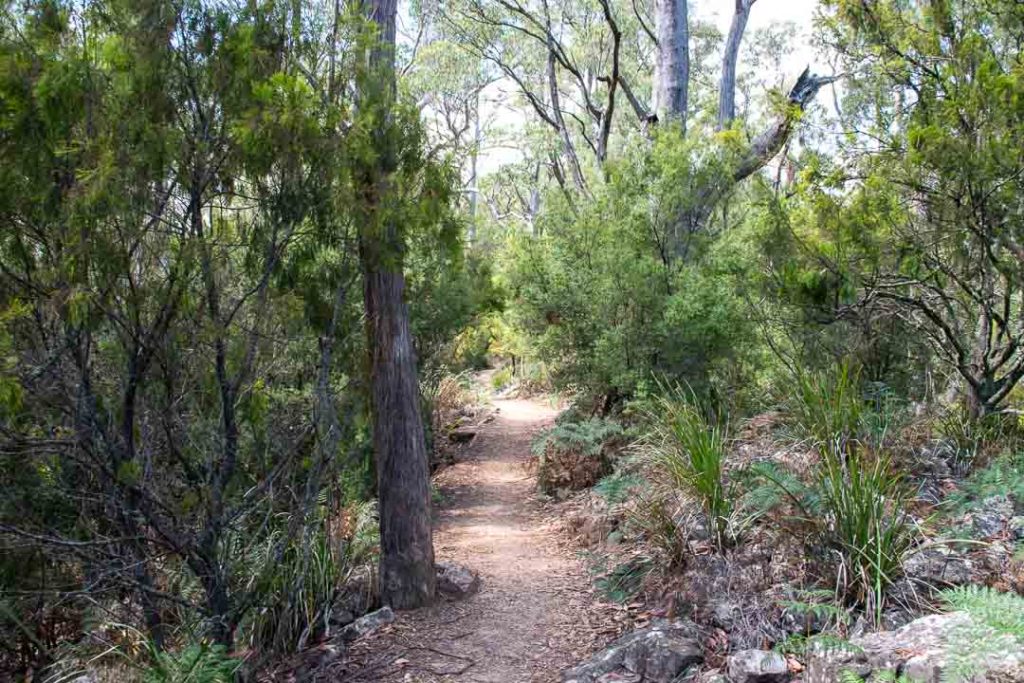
[594, 471, 643, 506]
[937, 404, 1024, 474]
[745, 443, 915, 624]
[624, 491, 688, 569]
[943, 451, 1024, 517]
[241, 524, 340, 656]
[490, 365, 513, 391]
[640, 388, 732, 548]
[531, 418, 623, 493]
[592, 556, 654, 603]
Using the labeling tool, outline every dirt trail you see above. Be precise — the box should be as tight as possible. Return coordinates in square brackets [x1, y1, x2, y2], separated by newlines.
[342, 395, 616, 682]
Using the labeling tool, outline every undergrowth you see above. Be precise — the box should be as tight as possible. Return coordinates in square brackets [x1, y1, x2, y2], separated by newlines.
[639, 387, 734, 548]
[532, 418, 623, 493]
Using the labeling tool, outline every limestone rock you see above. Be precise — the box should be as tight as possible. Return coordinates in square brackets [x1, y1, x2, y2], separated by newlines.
[727, 649, 789, 682]
[562, 619, 702, 683]
[339, 606, 395, 642]
[903, 546, 973, 585]
[973, 495, 1014, 538]
[803, 612, 1024, 682]
[436, 561, 481, 598]
[1011, 516, 1024, 541]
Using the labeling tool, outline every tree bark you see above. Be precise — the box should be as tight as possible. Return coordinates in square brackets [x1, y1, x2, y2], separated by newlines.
[362, 0, 437, 610]
[654, 0, 689, 127]
[718, 0, 756, 130]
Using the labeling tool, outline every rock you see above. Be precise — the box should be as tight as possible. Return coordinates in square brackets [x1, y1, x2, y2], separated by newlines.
[339, 606, 395, 642]
[803, 612, 1024, 682]
[1011, 516, 1024, 541]
[727, 649, 789, 682]
[903, 546, 973, 585]
[973, 495, 1014, 538]
[436, 561, 481, 598]
[710, 600, 741, 631]
[331, 569, 376, 625]
[562, 619, 702, 683]
[595, 673, 641, 683]
[449, 427, 477, 443]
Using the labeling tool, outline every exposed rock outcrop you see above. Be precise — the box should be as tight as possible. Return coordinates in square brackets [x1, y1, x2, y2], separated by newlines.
[562, 619, 702, 683]
[727, 649, 789, 682]
[803, 612, 1024, 682]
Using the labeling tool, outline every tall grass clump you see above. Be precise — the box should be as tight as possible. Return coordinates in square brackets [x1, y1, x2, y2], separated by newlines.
[817, 441, 916, 624]
[241, 500, 377, 658]
[641, 386, 732, 548]
[790, 362, 866, 449]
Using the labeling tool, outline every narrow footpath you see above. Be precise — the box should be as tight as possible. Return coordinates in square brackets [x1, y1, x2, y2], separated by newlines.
[339, 396, 618, 682]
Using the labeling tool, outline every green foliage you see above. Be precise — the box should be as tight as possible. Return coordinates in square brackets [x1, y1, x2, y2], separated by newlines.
[491, 366, 514, 390]
[624, 491, 688, 569]
[818, 444, 915, 624]
[0, 0, 475, 672]
[789, 362, 867, 448]
[531, 417, 623, 493]
[940, 586, 1024, 682]
[779, 588, 850, 635]
[142, 643, 240, 683]
[500, 129, 764, 405]
[777, 632, 861, 658]
[590, 555, 653, 603]
[937, 406, 1024, 474]
[639, 387, 733, 548]
[594, 471, 643, 506]
[943, 452, 1024, 518]
[531, 417, 623, 459]
[241, 523, 340, 656]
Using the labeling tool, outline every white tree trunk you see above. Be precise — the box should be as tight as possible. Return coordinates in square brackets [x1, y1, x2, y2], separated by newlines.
[654, 0, 689, 127]
[718, 0, 756, 130]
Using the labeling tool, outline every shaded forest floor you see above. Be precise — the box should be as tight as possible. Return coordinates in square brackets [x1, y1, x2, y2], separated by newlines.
[336, 393, 621, 682]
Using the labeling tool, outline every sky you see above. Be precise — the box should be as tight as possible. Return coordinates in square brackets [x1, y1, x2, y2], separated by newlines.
[473, 0, 827, 176]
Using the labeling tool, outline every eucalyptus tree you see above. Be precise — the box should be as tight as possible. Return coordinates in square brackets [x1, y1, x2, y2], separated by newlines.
[357, 0, 439, 610]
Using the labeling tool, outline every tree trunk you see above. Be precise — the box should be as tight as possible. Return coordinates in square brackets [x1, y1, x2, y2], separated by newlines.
[654, 0, 689, 127]
[362, 0, 436, 610]
[363, 262, 437, 607]
[718, 0, 755, 130]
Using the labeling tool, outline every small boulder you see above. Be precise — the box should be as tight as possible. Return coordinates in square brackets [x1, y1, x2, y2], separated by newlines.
[339, 606, 395, 642]
[562, 619, 702, 683]
[331, 569, 376, 625]
[436, 561, 481, 598]
[903, 546, 973, 585]
[1011, 516, 1024, 541]
[727, 649, 789, 683]
[973, 495, 1014, 538]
